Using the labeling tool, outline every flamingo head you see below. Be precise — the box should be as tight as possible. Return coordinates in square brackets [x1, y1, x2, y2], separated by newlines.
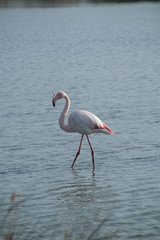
[52, 91, 66, 107]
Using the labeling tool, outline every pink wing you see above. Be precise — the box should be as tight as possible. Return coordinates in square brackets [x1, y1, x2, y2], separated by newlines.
[68, 110, 114, 135]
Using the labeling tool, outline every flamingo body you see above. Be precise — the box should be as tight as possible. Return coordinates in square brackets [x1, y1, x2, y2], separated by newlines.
[68, 110, 114, 135]
[52, 91, 114, 171]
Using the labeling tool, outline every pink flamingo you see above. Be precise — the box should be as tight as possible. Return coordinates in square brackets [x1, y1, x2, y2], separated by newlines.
[52, 91, 115, 171]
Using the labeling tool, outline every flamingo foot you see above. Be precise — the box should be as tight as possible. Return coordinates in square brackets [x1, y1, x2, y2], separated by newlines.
[86, 135, 95, 171]
[71, 135, 84, 168]
[92, 152, 95, 172]
[71, 151, 79, 168]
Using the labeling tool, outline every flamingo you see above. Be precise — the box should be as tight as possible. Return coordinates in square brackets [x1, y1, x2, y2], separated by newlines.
[52, 91, 115, 171]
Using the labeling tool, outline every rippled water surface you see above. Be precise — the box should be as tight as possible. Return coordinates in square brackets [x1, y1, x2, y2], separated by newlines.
[0, 3, 160, 239]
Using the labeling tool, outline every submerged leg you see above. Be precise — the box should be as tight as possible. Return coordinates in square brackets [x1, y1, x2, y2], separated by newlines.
[86, 135, 95, 171]
[71, 135, 84, 168]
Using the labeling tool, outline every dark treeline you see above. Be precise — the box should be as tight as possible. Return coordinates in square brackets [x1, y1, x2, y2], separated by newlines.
[0, 0, 160, 7]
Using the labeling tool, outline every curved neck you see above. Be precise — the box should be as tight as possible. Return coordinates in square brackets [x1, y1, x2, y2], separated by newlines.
[59, 94, 71, 132]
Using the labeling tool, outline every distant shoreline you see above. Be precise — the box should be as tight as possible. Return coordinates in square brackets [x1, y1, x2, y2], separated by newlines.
[0, 0, 160, 8]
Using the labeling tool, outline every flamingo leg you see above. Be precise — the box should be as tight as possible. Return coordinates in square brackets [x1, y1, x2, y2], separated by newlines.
[86, 135, 95, 171]
[71, 135, 84, 168]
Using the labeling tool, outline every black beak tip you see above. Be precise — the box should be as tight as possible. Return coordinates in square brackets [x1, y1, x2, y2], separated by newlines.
[52, 100, 55, 107]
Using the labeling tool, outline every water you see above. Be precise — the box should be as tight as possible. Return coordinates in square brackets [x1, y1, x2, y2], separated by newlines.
[0, 3, 160, 239]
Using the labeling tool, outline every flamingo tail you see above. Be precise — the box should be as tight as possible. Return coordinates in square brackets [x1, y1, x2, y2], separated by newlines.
[93, 123, 115, 135]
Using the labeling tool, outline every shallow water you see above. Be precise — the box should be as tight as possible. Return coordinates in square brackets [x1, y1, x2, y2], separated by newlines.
[0, 3, 160, 239]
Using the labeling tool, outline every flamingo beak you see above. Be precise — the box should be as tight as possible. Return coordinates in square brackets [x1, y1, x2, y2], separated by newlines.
[52, 98, 55, 107]
[52, 96, 57, 107]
